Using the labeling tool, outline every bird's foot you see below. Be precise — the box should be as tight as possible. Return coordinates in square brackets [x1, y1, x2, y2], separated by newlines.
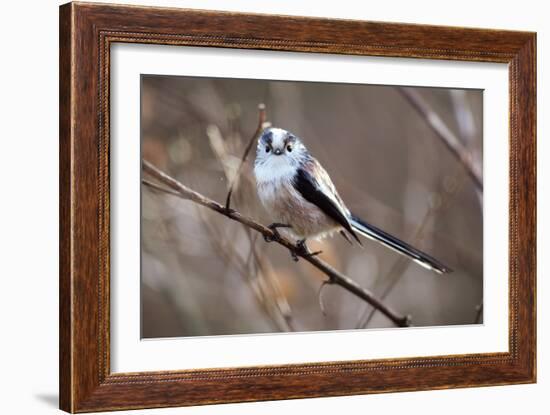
[264, 223, 292, 243]
[223, 206, 236, 216]
[292, 239, 323, 262]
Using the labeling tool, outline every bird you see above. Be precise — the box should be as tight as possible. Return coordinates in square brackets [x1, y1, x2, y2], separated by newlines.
[253, 127, 452, 274]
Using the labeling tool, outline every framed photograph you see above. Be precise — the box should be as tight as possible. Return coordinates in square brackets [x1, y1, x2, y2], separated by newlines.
[59, 2, 536, 412]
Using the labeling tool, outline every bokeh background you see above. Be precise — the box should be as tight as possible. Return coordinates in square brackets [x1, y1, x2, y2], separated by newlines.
[141, 75, 483, 338]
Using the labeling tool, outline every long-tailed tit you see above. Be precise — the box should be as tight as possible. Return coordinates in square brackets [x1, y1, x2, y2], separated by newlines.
[254, 127, 452, 274]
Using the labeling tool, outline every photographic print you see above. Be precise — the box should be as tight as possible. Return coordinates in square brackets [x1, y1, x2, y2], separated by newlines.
[140, 75, 483, 338]
[59, 5, 536, 410]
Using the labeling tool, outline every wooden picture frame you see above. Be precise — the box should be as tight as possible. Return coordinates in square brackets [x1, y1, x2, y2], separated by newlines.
[59, 2, 536, 412]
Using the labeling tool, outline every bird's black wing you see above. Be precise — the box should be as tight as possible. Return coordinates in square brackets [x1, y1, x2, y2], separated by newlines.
[294, 167, 361, 243]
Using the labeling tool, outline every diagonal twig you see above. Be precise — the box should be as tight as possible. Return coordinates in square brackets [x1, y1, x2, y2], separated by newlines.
[145, 178, 293, 331]
[356, 162, 466, 329]
[357, 89, 479, 329]
[206, 118, 295, 330]
[398, 87, 483, 191]
[225, 103, 268, 210]
[318, 280, 333, 317]
[143, 159, 411, 328]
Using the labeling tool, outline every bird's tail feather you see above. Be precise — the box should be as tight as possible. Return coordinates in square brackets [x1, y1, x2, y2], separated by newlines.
[349, 215, 452, 274]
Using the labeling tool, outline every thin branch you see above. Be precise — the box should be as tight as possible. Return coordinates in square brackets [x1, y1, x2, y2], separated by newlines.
[142, 179, 181, 197]
[144, 178, 292, 330]
[225, 103, 268, 210]
[318, 280, 333, 317]
[250, 241, 295, 328]
[398, 87, 483, 191]
[356, 162, 466, 329]
[145, 177, 293, 331]
[357, 89, 481, 329]
[143, 160, 411, 328]
[206, 120, 295, 330]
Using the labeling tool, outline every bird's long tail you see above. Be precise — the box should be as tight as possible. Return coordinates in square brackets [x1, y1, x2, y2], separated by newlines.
[349, 214, 452, 274]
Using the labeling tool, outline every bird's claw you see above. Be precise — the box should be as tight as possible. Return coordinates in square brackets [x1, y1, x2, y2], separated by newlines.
[264, 223, 292, 243]
[292, 239, 322, 261]
[223, 206, 236, 215]
[264, 233, 277, 243]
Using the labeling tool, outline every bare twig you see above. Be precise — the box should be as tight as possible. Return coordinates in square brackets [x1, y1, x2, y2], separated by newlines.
[250, 242, 295, 328]
[146, 178, 293, 331]
[398, 87, 482, 191]
[318, 280, 333, 317]
[355, 89, 481, 329]
[207, 119, 295, 330]
[200, 204, 293, 332]
[142, 179, 181, 197]
[143, 160, 411, 327]
[225, 103, 269, 210]
[356, 163, 466, 329]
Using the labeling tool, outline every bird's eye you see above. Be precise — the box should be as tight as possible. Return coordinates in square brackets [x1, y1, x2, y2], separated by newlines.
[286, 145, 293, 152]
[265, 146, 270, 153]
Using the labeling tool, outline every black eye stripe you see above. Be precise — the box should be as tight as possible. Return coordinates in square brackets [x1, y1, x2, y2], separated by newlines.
[262, 131, 273, 145]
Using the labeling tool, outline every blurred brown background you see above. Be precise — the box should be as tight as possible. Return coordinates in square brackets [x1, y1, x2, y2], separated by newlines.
[141, 74, 483, 338]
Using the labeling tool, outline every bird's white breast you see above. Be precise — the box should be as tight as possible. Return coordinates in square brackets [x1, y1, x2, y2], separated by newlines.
[254, 156, 297, 184]
[254, 161, 340, 240]
[254, 161, 295, 208]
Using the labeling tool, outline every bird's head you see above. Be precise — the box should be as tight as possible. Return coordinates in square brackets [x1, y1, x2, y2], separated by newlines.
[255, 127, 308, 173]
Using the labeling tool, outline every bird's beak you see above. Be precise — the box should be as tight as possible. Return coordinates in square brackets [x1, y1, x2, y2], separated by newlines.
[273, 149, 283, 155]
